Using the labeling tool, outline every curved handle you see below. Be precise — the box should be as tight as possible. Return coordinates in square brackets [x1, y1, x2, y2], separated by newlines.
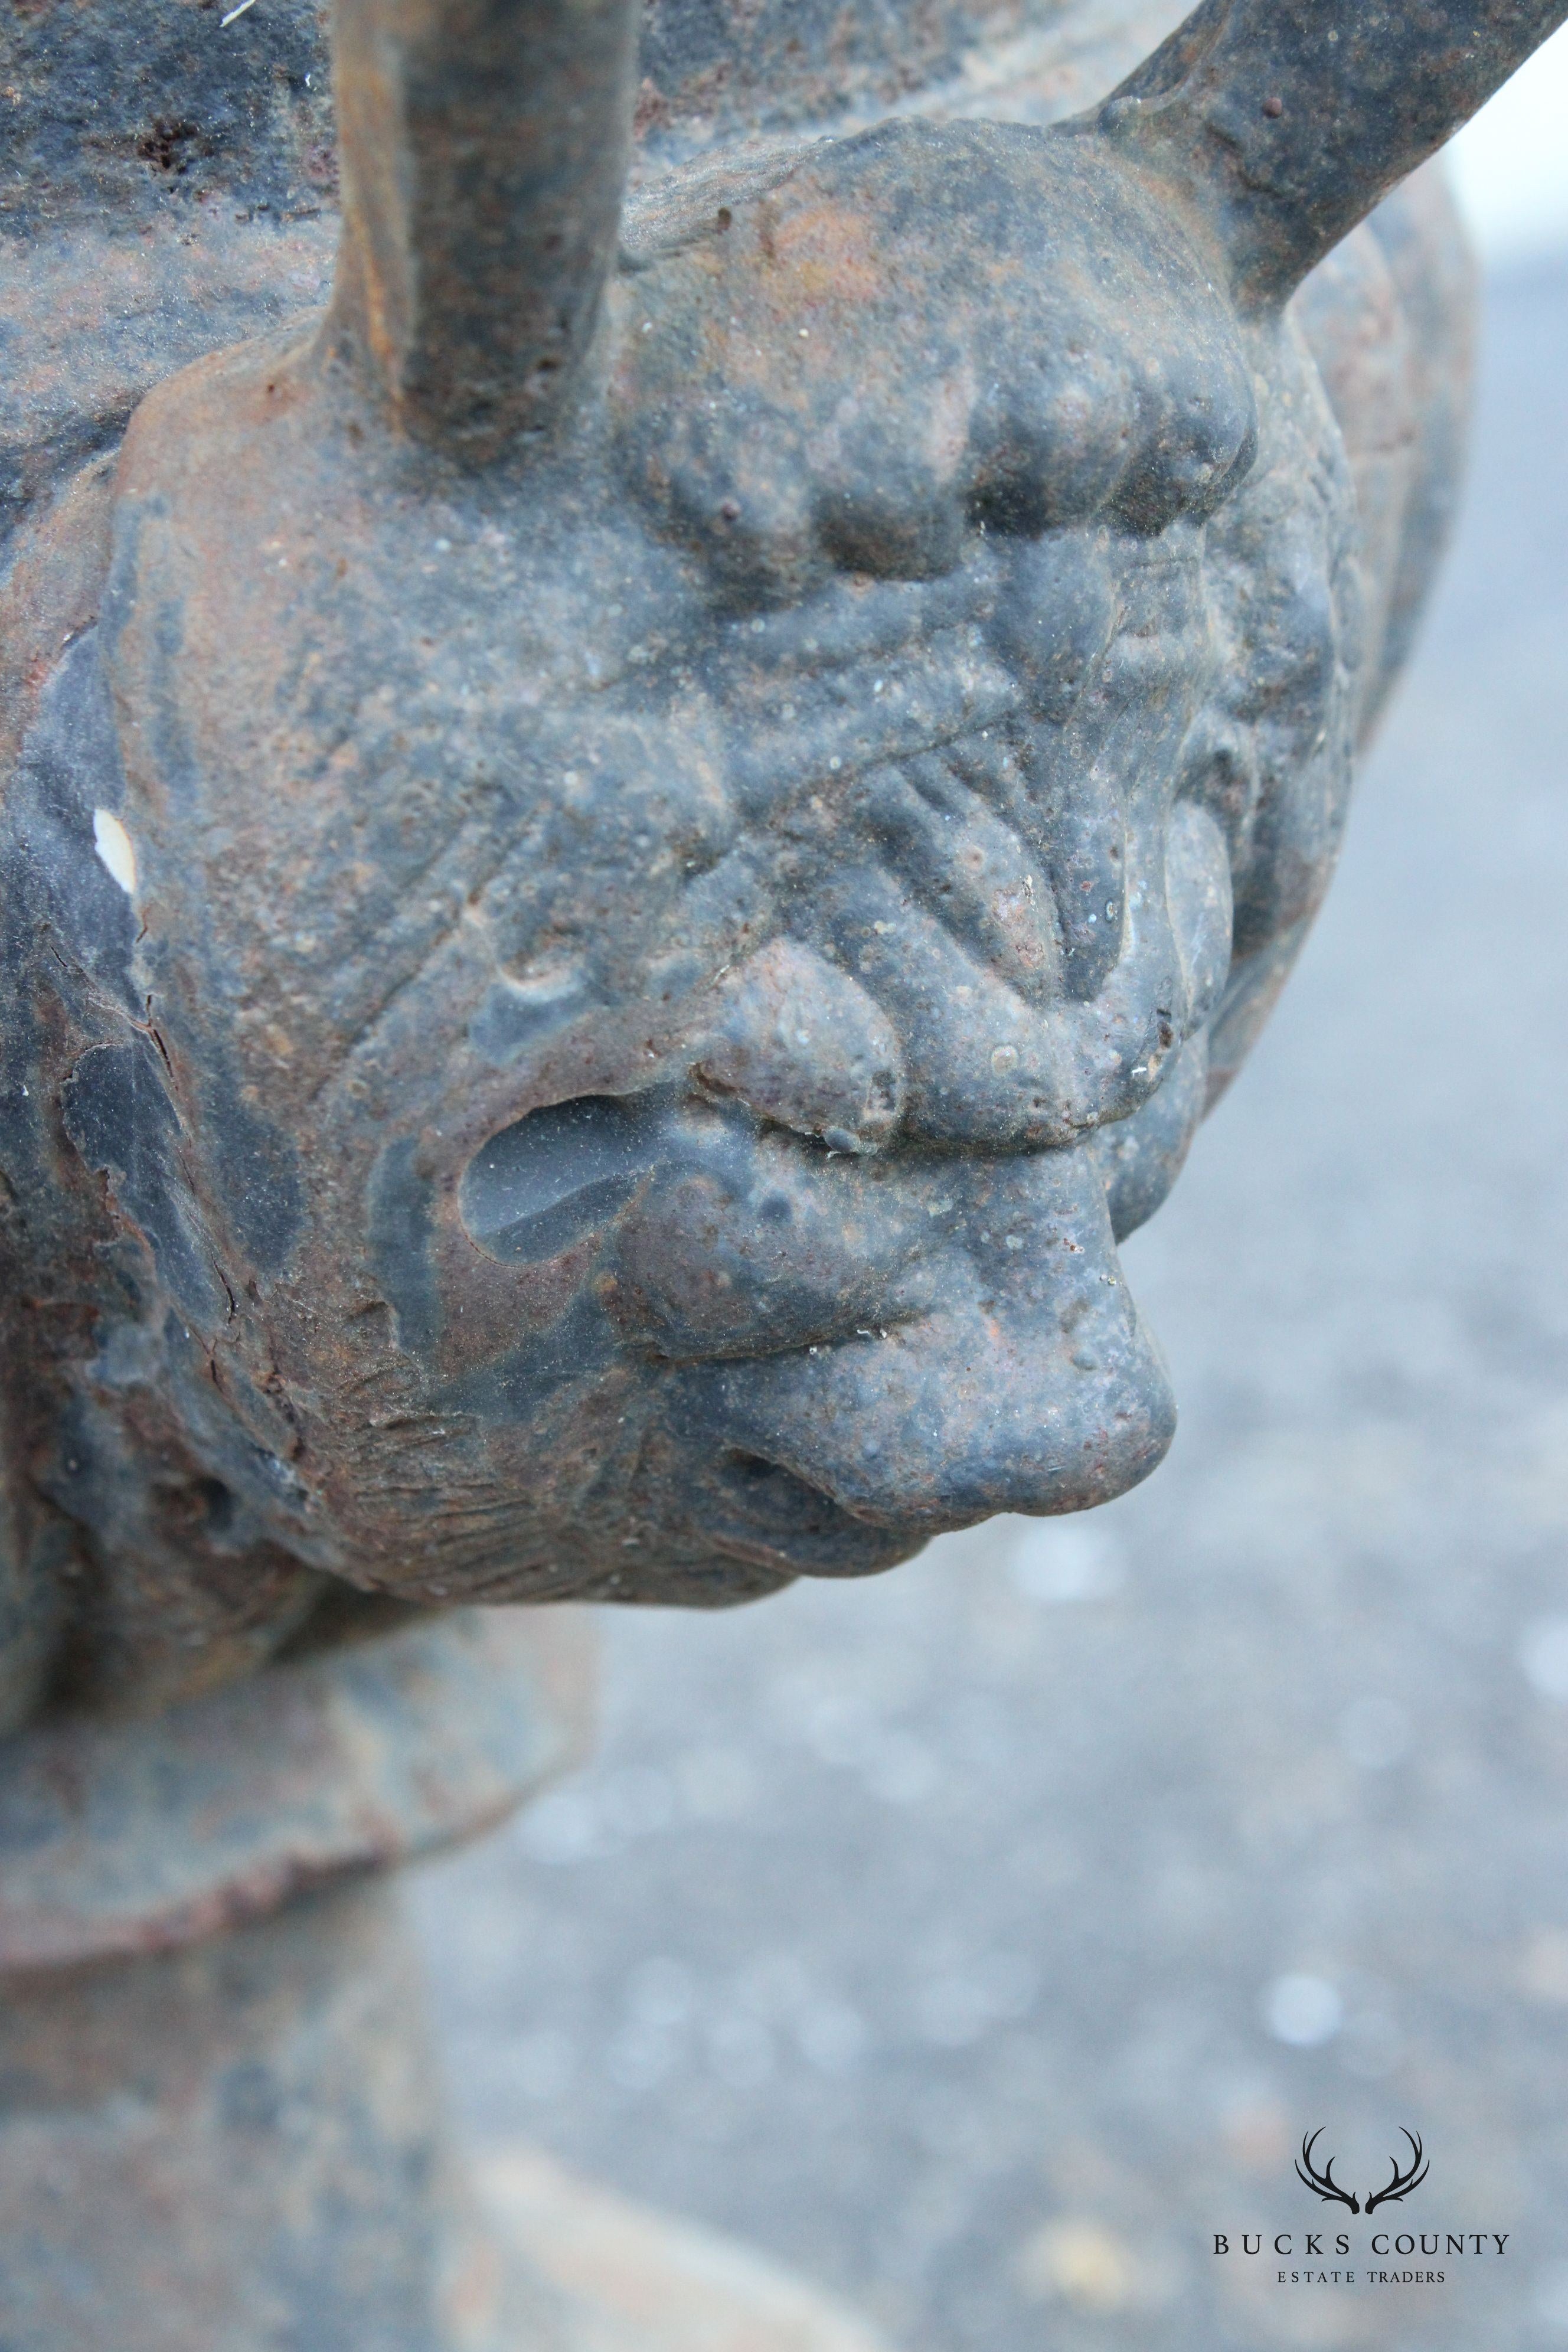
[321, 0, 1568, 459]
[324, 0, 641, 460]
[1099, 0, 1568, 308]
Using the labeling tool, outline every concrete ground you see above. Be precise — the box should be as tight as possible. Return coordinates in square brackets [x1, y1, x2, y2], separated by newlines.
[411, 255, 1568, 2352]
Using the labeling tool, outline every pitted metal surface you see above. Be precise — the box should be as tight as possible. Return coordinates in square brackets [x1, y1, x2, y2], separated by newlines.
[0, 4, 1554, 2346]
[0, 0, 1536, 1729]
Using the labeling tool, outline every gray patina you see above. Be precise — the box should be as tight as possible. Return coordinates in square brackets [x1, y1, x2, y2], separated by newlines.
[0, 2, 1554, 2344]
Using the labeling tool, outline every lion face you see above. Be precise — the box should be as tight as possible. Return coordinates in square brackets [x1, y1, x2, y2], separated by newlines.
[4, 118, 1357, 1655]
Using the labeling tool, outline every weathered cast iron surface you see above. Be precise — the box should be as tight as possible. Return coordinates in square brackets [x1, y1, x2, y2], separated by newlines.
[0, 1864, 904, 2352]
[0, 1877, 540, 2351]
[0, 1, 1557, 2344]
[0, 0, 1539, 1737]
[0, 1603, 592, 1969]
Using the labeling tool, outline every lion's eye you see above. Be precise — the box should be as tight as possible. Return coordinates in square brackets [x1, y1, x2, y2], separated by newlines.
[460, 1094, 664, 1263]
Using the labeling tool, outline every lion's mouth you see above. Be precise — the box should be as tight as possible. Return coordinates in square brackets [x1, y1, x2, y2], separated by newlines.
[694, 1446, 917, 1576]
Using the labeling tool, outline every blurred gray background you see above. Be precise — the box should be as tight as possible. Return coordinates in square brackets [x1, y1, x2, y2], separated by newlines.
[411, 72, 1568, 2352]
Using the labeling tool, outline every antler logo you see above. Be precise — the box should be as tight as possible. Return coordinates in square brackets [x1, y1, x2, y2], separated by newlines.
[1296, 2131, 1361, 2213]
[1364, 2131, 1429, 2213]
[1295, 2129, 1429, 2215]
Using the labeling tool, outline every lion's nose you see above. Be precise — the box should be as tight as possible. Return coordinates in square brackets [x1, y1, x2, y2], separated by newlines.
[669, 1132, 1174, 1545]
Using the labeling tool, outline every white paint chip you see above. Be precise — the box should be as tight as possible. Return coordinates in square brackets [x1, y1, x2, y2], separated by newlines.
[93, 808, 138, 896]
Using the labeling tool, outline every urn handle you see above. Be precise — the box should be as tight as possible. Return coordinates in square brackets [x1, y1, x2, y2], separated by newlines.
[322, 0, 1567, 460]
[1099, 0, 1568, 306]
[325, 0, 641, 459]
